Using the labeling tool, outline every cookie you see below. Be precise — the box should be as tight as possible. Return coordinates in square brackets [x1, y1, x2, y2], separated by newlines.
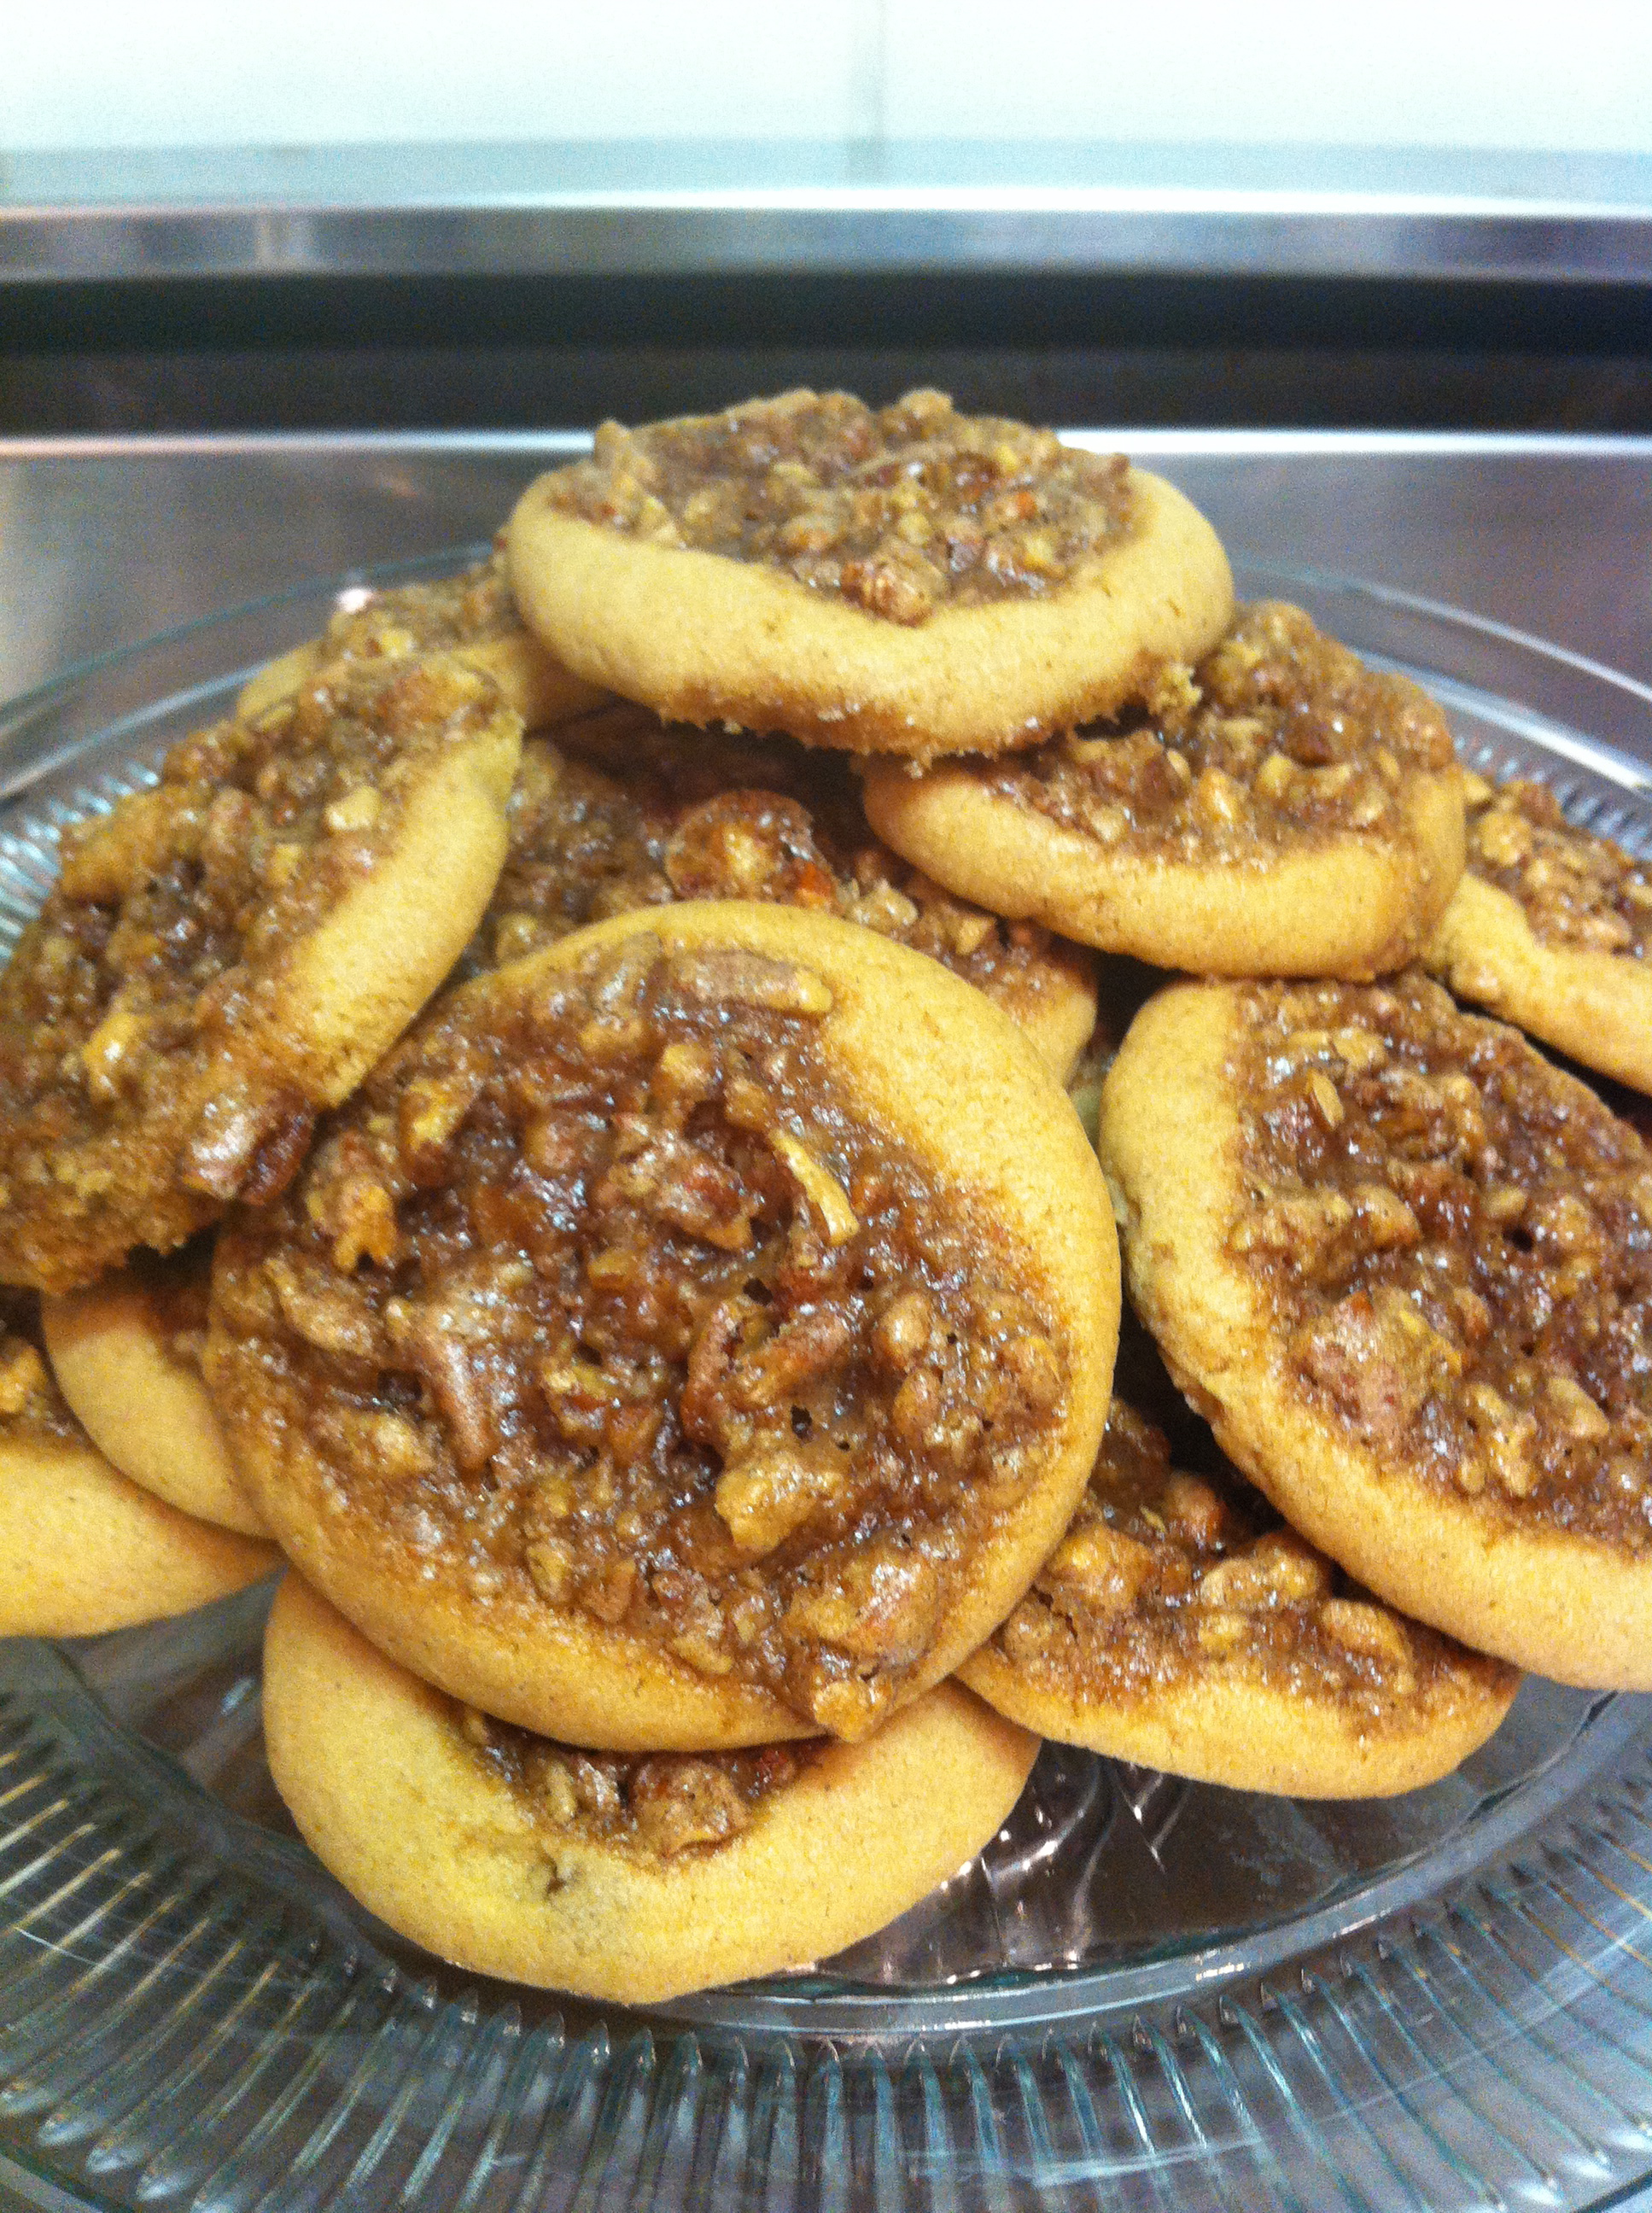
[209, 902, 1118, 1749]
[0, 1299, 277, 1636]
[1425, 773, 1652, 1094]
[506, 389, 1234, 761]
[961, 1375, 1520, 1798]
[41, 1237, 268, 1537]
[237, 548, 610, 730]
[477, 718, 1097, 1081]
[1100, 972, 1652, 1689]
[864, 603, 1465, 979]
[263, 1572, 1036, 2003]
[0, 653, 522, 1291]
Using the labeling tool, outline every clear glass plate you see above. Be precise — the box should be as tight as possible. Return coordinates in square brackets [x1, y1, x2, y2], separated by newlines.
[3, 555, 1652, 2213]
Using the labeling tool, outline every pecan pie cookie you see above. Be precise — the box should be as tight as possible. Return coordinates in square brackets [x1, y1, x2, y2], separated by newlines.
[264, 1572, 1036, 2002]
[208, 903, 1117, 1749]
[864, 603, 1465, 979]
[0, 1293, 277, 1636]
[1425, 774, 1652, 1094]
[237, 546, 610, 731]
[0, 653, 522, 1292]
[42, 1237, 267, 1537]
[961, 1374, 1520, 1796]
[506, 389, 1234, 761]
[1100, 974, 1652, 1688]
[476, 718, 1098, 1080]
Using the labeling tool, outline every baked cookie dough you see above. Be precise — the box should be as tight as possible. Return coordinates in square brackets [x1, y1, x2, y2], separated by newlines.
[506, 388, 1234, 761]
[0, 1296, 277, 1636]
[476, 717, 1097, 1080]
[1425, 772, 1652, 1094]
[264, 1573, 1036, 2003]
[210, 902, 1118, 1749]
[42, 1237, 268, 1537]
[0, 652, 522, 1292]
[1100, 972, 1652, 1689]
[864, 602, 1465, 979]
[237, 547, 610, 730]
[962, 1380, 1520, 1797]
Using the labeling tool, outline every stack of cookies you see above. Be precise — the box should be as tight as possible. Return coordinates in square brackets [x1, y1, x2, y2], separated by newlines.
[1, 388, 1648, 2004]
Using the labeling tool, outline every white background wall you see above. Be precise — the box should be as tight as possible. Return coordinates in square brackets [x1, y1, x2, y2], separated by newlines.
[4, 0, 1650, 153]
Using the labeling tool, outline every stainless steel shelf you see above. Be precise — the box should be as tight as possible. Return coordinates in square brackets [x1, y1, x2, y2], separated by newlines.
[3, 140, 1652, 284]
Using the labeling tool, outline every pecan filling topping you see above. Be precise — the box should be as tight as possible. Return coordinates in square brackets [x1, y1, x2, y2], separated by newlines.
[994, 1387, 1506, 1718]
[459, 1702, 808, 1861]
[1462, 773, 1652, 956]
[1229, 973, 1652, 1547]
[0, 656, 507, 1286]
[304, 549, 525, 671]
[480, 720, 1083, 1031]
[541, 388, 1133, 624]
[984, 603, 1456, 858]
[209, 931, 1071, 1737]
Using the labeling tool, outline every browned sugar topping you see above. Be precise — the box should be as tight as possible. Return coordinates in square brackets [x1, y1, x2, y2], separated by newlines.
[0, 656, 507, 1289]
[316, 550, 523, 666]
[460, 1702, 808, 1860]
[480, 720, 1085, 1032]
[985, 602, 1456, 858]
[541, 388, 1133, 625]
[1464, 773, 1652, 957]
[994, 1396, 1508, 1720]
[1230, 973, 1652, 1549]
[209, 931, 1071, 1738]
